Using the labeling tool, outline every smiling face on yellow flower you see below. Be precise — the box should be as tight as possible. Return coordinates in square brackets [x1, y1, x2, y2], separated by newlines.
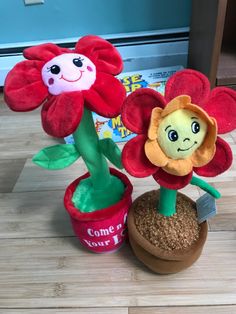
[158, 109, 208, 159]
[144, 95, 217, 176]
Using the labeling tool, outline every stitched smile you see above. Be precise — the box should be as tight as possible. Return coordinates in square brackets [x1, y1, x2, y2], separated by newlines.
[177, 141, 197, 152]
[60, 71, 83, 82]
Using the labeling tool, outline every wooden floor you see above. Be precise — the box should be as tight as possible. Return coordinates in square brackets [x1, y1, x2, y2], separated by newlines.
[0, 92, 236, 314]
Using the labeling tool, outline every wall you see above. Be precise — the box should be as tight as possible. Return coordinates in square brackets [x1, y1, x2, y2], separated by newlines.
[0, 0, 191, 45]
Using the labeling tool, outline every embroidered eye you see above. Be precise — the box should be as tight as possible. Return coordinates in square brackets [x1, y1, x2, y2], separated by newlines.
[73, 58, 83, 67]
[49, 65, 60, 75]
[191, 121, 200, 134]
[168, 130, 179, 142]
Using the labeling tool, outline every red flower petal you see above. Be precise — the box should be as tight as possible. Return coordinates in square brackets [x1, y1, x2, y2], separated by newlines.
[165, 69, 210, 106]
[153, 168, 193, 190]
[41, 92, 84, 137]
[4, 60, 48, 111]
[194, 136, 233, 177]
[23, 43, 69, 62]
[83, 72, 126, 118]
[75, 35, 123, 75]
[203, 87, 236, 134]
[121, 88, 166, 134]
[122, 135, 157, 177]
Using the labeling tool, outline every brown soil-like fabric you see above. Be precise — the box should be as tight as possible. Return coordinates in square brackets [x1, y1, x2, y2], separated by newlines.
[134, 190, 200, 252]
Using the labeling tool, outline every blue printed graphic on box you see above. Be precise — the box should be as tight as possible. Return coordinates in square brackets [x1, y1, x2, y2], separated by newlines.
[64, 65, 183, 144]
[93, 114, 134, 143]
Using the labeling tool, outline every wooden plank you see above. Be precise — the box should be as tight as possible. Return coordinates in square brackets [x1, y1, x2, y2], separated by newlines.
[0, 132, 59, 160]
[0, 309, 128, 314]
[129, 305, 236, 314]
[208, 182, 236, 231]
[0, 105, 61, 160]
[0, 159, 25, 193]
[209, 213, 236, 231]
[230, 130, 236, 144]
[0, 232, 235, 308]
[0, 191, 73, 239]
[12, 158, 88, 193]
[1, 307, 236, 314]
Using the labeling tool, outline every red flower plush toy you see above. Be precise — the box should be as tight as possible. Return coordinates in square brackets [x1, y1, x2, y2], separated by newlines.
[122, 69, 236, 191]
[121, 69, 236, 273]
[4, 35, 125, 137]
[4, 36, 133, 253]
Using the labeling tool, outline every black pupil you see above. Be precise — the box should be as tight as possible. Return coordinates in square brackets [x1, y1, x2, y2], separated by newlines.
[73, 58, 83, 67]
[50, 65, 60, 74]
[168, 130, 178, 142]
[192, 121, 200, 134]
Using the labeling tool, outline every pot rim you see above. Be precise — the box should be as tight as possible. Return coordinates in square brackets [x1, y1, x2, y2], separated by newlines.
[128, 190, 208, 261]
[64, 168, 133, 222]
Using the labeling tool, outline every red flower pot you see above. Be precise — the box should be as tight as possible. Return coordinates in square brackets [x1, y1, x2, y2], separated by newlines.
[64, 168, 133, 253]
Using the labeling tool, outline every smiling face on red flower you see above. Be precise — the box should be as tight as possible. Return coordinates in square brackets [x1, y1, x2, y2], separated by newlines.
[42, 53, 96, 95]
[121, 69, 236, 190]
[4, 36, 126, 138]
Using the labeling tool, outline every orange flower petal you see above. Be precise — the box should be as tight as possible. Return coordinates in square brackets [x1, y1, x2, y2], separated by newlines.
[161, 95, 191, 117]
[147, 107, 163, 140]
[163, 158, 193, 176]
[144, 139, 168, 167]
[191, 118, 217, 167]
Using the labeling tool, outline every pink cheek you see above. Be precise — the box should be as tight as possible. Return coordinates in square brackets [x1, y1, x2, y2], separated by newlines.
[87, 66, 93, 72]
[48, 78, 54, 85]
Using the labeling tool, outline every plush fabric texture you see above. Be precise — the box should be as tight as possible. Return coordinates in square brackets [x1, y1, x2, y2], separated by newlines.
[64, 168, 133, 253]
[203, 87, 236, 134]
[64, 168, 133, 221]
[4, 35, 126, 138]
[153, 168, 193, 190]
[72, 174, 125, 213]
[121, 69, 236, 190]
[121, 135, 157, 178]
[99, 138, 123, 169]
[41, 92, 84, 137]
[41, 53, 97, 95]
[32, 144, 80, 170]
[121, 88, 166, 134]
[165, 69, 210, 106]
[194, 136, 233, 177]
[145, 95, 217, 176]
[128, 193, 208, 274]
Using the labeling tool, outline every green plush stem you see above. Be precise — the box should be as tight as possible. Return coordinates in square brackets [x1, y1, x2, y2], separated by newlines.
[158, 186, 177, 216]
[190, 176, 221, 199]
[73, 108, 111, 189]
[72, 108, 125, 213]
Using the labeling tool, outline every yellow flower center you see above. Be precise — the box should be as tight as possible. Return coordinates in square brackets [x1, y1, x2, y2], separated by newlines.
[157, 109, 207, 159]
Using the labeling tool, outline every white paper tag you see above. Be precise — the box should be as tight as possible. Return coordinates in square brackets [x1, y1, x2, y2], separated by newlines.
[196, 193, 217, 223]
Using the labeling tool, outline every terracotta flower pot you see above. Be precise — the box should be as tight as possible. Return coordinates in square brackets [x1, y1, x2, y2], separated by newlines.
[64, 168, 133, 253]
[128, 190, 208, 274]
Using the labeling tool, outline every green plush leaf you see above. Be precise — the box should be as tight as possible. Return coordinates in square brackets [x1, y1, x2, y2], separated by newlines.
[99, 138, 123, 169]
[32, 144, 80, 170]
[190, 176, 221, 199]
